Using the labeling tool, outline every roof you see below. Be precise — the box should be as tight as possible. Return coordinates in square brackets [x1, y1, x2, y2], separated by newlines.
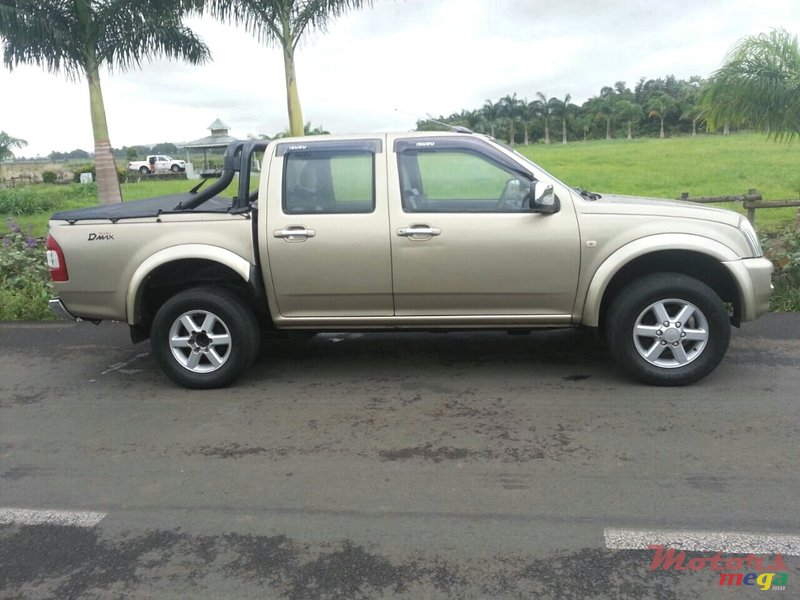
[179, 118, 236, 149]
[208, 118, 230, 132]
[178, 133, 238, 149]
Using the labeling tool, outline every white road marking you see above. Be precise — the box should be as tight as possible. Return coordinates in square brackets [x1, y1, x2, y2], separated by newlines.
[0, 507, 106, 528]
[604, 528, 800, 556]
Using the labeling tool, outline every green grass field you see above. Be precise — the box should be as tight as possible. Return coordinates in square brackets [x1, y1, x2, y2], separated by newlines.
[518, 134, 800, 229]
[2, 133, 799, 236]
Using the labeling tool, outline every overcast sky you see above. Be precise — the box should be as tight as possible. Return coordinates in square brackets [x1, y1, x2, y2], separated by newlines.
[1, 0, 798, 157]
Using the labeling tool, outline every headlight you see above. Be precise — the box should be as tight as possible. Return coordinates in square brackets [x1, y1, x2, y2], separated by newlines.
[738, 217, 763, 257]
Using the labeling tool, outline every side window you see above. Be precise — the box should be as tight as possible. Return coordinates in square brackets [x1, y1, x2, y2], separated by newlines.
[399, 150, 530, 212]
[283, 152, 374, 214]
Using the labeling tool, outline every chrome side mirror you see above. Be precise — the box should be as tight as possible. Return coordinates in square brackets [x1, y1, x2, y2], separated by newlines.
[529, 182, 560, 214]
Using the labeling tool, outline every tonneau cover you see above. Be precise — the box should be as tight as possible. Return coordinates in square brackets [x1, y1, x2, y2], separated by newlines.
[51, 193, 232, 223]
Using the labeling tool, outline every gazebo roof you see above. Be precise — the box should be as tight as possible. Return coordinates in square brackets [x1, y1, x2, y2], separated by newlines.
[179, 119, 237, 149]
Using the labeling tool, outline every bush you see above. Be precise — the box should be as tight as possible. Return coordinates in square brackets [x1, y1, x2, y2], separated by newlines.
[763, 229, 800, 312]
[41, 171, 58, 184]
[72, 163, 128, 184]
[0, 219, 53, 320]
[0, 184, 97, 216]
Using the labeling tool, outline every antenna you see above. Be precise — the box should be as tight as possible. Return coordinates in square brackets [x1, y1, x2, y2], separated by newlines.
[393, 108, 473, 134]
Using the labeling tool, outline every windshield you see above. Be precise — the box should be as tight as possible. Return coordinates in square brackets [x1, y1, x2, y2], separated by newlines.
[482, 136, 569, 188]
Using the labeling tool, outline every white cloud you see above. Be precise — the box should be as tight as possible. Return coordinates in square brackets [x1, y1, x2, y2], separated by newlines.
[1, 0, 798, 157]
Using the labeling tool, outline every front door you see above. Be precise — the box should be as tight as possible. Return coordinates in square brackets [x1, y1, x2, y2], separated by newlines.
[264, 138, 393, 317]
[388, 135, 581, 317]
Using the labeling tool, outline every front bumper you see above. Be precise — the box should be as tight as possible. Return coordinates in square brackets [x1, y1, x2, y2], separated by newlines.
[723, 257, 774, 322]
[49, 298, 78, 321]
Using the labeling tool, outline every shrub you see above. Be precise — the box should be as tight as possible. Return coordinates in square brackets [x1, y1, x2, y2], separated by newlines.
[763, 229, 800, 312]
[72, 163, 128, 184]
[0, 219, 53, 320]
[41, 171, 58, 184]
[0, 184, 97, 216]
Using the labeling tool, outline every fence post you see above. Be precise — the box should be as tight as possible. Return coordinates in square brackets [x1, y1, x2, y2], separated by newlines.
[746, 188, 758, 226]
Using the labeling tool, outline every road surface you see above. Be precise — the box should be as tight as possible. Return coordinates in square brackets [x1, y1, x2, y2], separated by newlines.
[1, 315, 799, 598]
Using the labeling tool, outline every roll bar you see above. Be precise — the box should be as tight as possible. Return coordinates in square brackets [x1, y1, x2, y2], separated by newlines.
[175, 139, 270, 212]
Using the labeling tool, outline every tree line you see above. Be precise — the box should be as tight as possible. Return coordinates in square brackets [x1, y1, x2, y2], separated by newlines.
[418, 75, 716, 144]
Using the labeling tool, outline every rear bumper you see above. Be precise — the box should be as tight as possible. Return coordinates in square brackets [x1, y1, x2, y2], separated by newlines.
[49, 298, 78, 321]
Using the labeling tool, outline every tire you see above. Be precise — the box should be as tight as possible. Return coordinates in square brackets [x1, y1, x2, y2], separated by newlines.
[606, 273, 730, 386]
[150, 288, 259, 389]
[170, 164, 180, 173]
[139, 166, 150, 176]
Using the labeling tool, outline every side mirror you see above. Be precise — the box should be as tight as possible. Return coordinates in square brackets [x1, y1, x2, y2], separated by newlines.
[529, 182, 560, 214]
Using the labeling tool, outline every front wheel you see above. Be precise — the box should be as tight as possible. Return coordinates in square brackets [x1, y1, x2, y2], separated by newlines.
[150, 288, 259, 389]
[606, 273, 730, 386]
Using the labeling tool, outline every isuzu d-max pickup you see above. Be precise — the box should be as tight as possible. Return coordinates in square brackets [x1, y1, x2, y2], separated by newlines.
[46, 131, 773, 388]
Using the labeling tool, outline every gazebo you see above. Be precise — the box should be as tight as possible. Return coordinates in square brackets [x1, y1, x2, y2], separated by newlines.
[179, 119, 238, 176]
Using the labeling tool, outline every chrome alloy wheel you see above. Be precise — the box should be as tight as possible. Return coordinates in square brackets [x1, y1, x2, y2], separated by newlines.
[632, 298, 709, 369]
[168, 310, 232, 373]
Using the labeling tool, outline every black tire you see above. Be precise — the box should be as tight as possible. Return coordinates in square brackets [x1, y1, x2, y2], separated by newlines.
[170, 164, 180, 173]
[150, 287, 259, 389]
[606, 273, 730, 386]
[139, 166, 150, 176]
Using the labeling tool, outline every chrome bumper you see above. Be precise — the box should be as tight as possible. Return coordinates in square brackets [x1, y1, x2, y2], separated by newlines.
[49, 298, 78, 321]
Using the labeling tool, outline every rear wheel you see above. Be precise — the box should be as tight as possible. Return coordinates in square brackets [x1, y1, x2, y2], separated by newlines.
[606, 273, 730, 385]
[139, 166, 150, 176]
[150, 288, 259, 389]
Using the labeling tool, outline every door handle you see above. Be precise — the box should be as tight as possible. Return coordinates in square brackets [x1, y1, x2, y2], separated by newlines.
[273, 227, 316, 240]
[397, 226, 441, 238]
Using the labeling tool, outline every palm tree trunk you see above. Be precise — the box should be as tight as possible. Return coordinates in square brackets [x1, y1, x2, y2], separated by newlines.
[508, 123, 514, 145]
[523, 125, 529, 146]
[606, 117, 611, 140]
[626, 120, 632, 140]
[561, 118, 567, 144]
[281, 17, 304, 137]
[660, 117, 665, 138]
[723, 121, 730, 135]
[86, 59, 122, 205]
[544, 119, 550, 144]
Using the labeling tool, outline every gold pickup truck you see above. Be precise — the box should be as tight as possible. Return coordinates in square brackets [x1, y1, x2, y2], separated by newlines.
[46, 131, 773, 388]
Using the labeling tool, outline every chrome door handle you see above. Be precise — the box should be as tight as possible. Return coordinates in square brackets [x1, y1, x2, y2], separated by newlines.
[273, 227, 316, 240]
[397, 226, 441, 237]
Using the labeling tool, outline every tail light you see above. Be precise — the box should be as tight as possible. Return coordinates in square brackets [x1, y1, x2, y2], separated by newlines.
[46, 235, 69, 282]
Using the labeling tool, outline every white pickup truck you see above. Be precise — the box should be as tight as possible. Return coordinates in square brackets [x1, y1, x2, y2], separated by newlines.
[128, 155, 186, 175]
[47, 132, 773, 388]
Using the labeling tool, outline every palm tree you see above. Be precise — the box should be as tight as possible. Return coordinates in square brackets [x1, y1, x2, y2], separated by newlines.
[0, 130, 26, 161]
[481, 99, 501, 138]
[703, 28, 800, 140]
[616, 100, 642, 140]
[499, 93, 521, 144]
[648, 93, 675, 138]
[549, 94, 574, 144]
[593, 96, 616, 140]
[206, 0, 371, 137]
[0, 1, 208, 205]
[535, 92, 552, 144]
[0, 130, 26, 179]
[518, 98, 536, 145]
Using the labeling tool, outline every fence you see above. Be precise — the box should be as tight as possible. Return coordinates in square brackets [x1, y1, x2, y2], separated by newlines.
[679, 189, 800, 226]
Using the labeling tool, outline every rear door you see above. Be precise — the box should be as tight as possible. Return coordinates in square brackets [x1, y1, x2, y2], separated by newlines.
[388, 135, 581, 318]
[264, 138, 393, 317]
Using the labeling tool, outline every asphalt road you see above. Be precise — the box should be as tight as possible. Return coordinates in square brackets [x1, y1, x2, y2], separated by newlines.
[1, 315, 799, 599]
